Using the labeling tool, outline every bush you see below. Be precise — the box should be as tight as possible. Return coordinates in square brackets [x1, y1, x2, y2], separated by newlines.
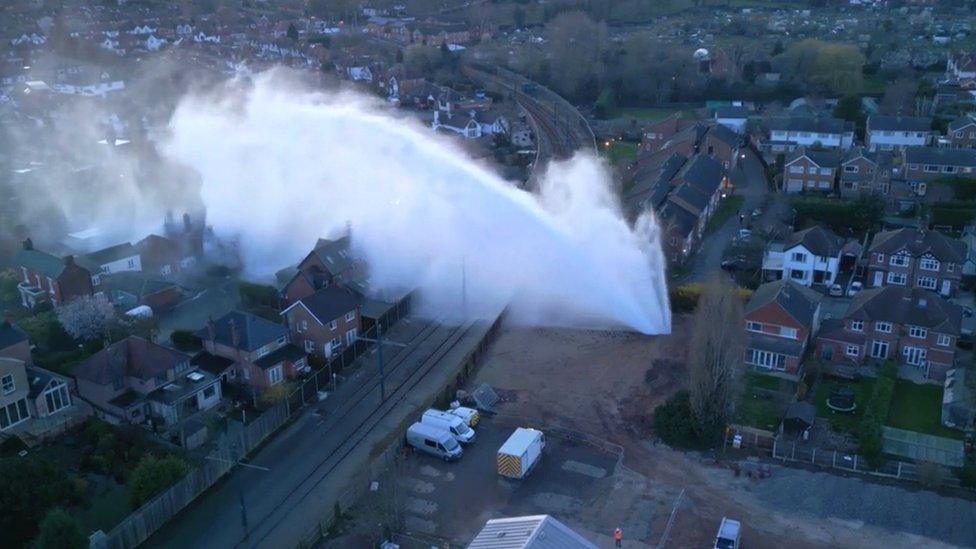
[791, 194, 883, 235]
[170, 329, 202, 352]
[668, 283, 752, 314]
[858, 361, 897, 468]
[934, 176, 976, 202]
[958, 452, 976, 488]
[128, 455, 190, 507]
[34, 508, 87, 549]
[0, 457, 78, 546]
[652, 390, 722, 449]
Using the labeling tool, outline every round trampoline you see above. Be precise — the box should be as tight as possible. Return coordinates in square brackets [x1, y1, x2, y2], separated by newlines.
[826, 385, 856, 413]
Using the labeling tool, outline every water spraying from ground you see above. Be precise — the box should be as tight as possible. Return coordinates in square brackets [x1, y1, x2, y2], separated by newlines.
[163, 70, 671, 334]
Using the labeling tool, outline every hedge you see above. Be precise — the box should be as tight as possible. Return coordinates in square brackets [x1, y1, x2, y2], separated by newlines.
[668, 283, 753, 314]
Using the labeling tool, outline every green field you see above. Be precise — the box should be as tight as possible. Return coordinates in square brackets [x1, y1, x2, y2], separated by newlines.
[887, 380, 964, 440]
[600, 140, 639, 167]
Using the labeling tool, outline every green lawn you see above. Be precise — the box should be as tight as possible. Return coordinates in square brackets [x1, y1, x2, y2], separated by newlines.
[600, 140, 639, 168]
[887, 380, 964, 440]
[610, 107, 693, 122]
[734, 372, 795, 431]
[704, 195, 744, 236]
[813, 377, 876, 434]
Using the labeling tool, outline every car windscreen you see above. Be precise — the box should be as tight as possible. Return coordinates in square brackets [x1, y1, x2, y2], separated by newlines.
[444, 436, 459, 451]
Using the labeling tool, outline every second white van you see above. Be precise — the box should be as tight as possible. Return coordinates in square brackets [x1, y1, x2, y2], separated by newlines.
[406, 422, 463, 461]
[421, 409, 476, 444]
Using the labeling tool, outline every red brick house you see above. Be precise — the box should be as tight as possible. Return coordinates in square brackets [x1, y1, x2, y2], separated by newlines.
[640, 114, 698, 152]
[281, 236, 363, 306]
[839, 147, 893, 198]
[866, 228, 966, 296]
[903, 147, 976, 193]
[783, 147, 840, 193]
[948, 115, 976, 149]
[281, 285, 362, 359]
[816, 287, 961, 381]
[137, 234, 195, 276]
[743, 280, 822, 378]
[12, 239, 94, 308]
[196, 311, 308, 390]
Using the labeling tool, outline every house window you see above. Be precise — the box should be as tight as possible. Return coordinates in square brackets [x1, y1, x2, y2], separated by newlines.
[875, 322, 892, 334]
[161, 264, 172, 275]
[257, 346, 270, 358]
[91, 274, 101, 286]
[844, 165, 858, 173]
[945, 166, 957, 174]
[300, 320, 308, 332]
[938, 334, 951, 347]
[175, 361, 188, 374]
[924, 165, 939, 173]
[242, 366, 250, 380]
[304, 340, 314, 352]
[789, 165, 804, 174]
[820, 168, 832, 176]
[791, 270, 806, 280]
[917, 276, 937, 290]
[330, 337, 341, 349]
[0, 398, 30, 430]
[871, 340, 889, 359]
[887, 272, 907, 285]
[345, 328, 358, 345]
[919, 258, 940, 271]
[745, 349, 786, 371]
[908, 325, 927, 339]
[267, 365, 283, 385]
[203, 385, 216, 399]
[845, 345, 859, 357]
[127, 258, 135, 268]
[851, 321, 864, 332]
[746, 321, 762, 332]
[780, 327, 798, 339]
[44, 382, 71, 414]
[889, 254, 909, 267]
[876, 253, 884, 263]
[329, 320, 337, 331]
[791, 252, 806, 262]
[947, 263, 955, 273]
[1, 375, 14, 395]
[345, 311, 355, 322]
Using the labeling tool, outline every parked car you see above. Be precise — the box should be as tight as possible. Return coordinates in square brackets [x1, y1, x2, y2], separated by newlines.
[713, 517, 741, 549]
[961, 305, 974, 318]
[828, 284, 844, 297]
[847, 281, 862, 297]
[751, 207, 763, 218]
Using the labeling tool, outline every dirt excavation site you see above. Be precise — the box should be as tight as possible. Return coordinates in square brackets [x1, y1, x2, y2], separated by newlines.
[336, 317, 974, 548]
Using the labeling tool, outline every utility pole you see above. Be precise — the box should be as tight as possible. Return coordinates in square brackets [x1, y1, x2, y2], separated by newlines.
[357, 325, 407, 401]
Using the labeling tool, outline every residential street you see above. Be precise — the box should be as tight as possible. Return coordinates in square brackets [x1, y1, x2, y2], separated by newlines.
[687, 148, 770, 282]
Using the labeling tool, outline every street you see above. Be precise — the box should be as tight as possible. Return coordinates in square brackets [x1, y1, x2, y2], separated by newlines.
[686, 148, 770, 282]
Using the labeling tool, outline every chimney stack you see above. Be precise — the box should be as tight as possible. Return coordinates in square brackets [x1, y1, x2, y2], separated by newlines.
[22, 238, 33, 250]
[64, 255, 74, 266]
[206, 317, 216, 342]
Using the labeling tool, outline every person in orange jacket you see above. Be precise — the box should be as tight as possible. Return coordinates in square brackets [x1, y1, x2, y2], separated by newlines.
[613, 527, 622, 547]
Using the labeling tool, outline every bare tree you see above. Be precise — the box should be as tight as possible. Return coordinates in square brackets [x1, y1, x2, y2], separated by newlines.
[687, 276, 745, 435]
[878, 77, 919, 116]
[56, 295, 117, 341]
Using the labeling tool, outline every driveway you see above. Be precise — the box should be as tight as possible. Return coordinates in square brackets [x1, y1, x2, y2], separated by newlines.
[686, 148, 770, 282]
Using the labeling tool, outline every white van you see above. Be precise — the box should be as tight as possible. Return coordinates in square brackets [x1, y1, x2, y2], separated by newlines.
[406, 422, 463, 461]
[421, 409, 476, 444]
[713, 517, 741, 549]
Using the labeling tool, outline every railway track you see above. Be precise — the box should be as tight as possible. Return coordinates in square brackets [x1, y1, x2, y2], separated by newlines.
[235, 319, 477, 547]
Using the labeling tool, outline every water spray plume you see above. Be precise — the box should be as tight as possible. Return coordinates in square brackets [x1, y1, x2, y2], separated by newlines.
[163, 70, 671, 334]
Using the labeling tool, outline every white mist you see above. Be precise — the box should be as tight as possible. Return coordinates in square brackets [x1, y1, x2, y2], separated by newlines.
[163, 70, 671, 334]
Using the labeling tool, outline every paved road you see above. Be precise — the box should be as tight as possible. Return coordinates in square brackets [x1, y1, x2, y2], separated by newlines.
[687, 148, 769, 282]
[145, 317, 469, 548]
